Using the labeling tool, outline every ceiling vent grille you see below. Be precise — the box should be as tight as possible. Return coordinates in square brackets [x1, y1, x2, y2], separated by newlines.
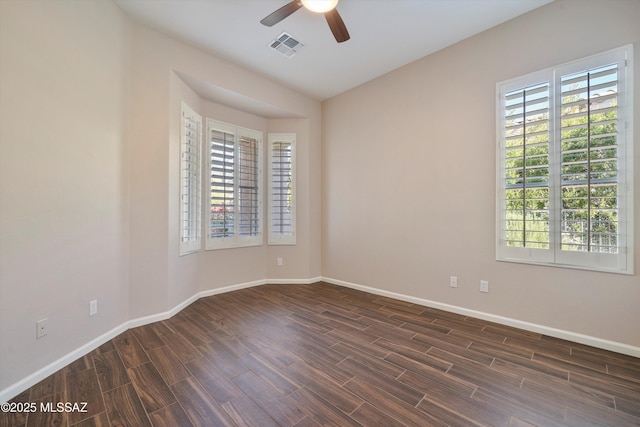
[268, 32, 303, 58]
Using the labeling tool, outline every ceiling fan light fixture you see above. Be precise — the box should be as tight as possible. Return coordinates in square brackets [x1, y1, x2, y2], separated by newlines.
[300, 0, 339, 13]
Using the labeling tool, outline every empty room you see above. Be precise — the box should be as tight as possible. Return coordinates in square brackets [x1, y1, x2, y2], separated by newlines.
[0, 0, 639, 426]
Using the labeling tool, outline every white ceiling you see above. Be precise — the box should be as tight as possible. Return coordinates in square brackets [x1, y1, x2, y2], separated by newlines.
[114, 0, 552, 101]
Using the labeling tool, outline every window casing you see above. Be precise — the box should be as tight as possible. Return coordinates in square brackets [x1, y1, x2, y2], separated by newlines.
[179, 102, 202, 255]
[206, 119, 263, 250]
[497, 45, 634, 274]
[268, 133, 296, 245]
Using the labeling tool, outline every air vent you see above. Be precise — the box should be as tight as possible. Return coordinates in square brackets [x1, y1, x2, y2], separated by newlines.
[268, 32, 304, 58]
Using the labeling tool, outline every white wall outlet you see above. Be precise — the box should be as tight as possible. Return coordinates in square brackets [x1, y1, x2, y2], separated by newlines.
[277, 257, 283, 266]
[36, 318, 48, 339]
[89, 299, 98, 316]
[480, 280, 489, 293]
[450, 276, 458, 288]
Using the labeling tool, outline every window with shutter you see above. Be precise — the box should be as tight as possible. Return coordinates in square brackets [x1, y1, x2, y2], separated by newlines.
[179, 102, 202, 255]
[206, 119, 263, 250]
[268, 134, 296, 245]
[497, 45, 633, 274]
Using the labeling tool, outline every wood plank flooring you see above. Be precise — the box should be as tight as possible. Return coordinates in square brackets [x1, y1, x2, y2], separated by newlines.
[2, 282, 639, 426]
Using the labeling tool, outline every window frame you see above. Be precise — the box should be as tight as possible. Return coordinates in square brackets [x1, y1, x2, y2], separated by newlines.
[206, 119, 263, 250]
[268, 133, 296, 245]
[496, 45, 634, 274]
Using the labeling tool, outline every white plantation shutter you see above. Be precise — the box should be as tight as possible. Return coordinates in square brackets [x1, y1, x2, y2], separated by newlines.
[179, 102, 202, 255]
[268, 134, 296, 245]
[209, 126, 235, 240]
[497, 45, 633, 274]
[501, 80, 552, 263]
[555, 49, 632, 271]
[206, 119, 262, 249]
[238, 135, 260, 238]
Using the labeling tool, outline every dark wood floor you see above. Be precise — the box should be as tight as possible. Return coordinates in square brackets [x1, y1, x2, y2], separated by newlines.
[2, 282, 640, 427]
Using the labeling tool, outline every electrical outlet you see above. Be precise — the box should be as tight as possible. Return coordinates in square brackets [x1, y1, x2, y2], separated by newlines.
[36, 318, 48, 339]
[90, 299, 98, 316]
[480, 280, 489, 293]
[277, 257, 283, 266]
[450, 276, 458, 288]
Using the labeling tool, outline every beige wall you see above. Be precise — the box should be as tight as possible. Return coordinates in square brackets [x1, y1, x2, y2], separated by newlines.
[0, 0, 131, 391]
[0, 0, 321, 398]
[322, 0, 640, 348]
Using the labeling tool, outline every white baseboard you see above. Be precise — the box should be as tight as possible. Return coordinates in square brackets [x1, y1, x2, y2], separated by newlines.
[4, 275, 638, 403]
[261, 276, 322, 285]
[0, 278, 317, 403]
[117, 277, 320, 331]
[0, 322, 129, 404]
[127, 280, 269, 329]
[321, 276, 640, 359]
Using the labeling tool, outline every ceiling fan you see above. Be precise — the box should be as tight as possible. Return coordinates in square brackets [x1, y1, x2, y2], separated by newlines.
[260, 0, 350, 43]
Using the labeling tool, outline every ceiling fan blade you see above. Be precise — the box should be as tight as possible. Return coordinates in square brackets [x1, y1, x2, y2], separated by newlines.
[324, 8, 350, 43]
[260, 1, 303, 27]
